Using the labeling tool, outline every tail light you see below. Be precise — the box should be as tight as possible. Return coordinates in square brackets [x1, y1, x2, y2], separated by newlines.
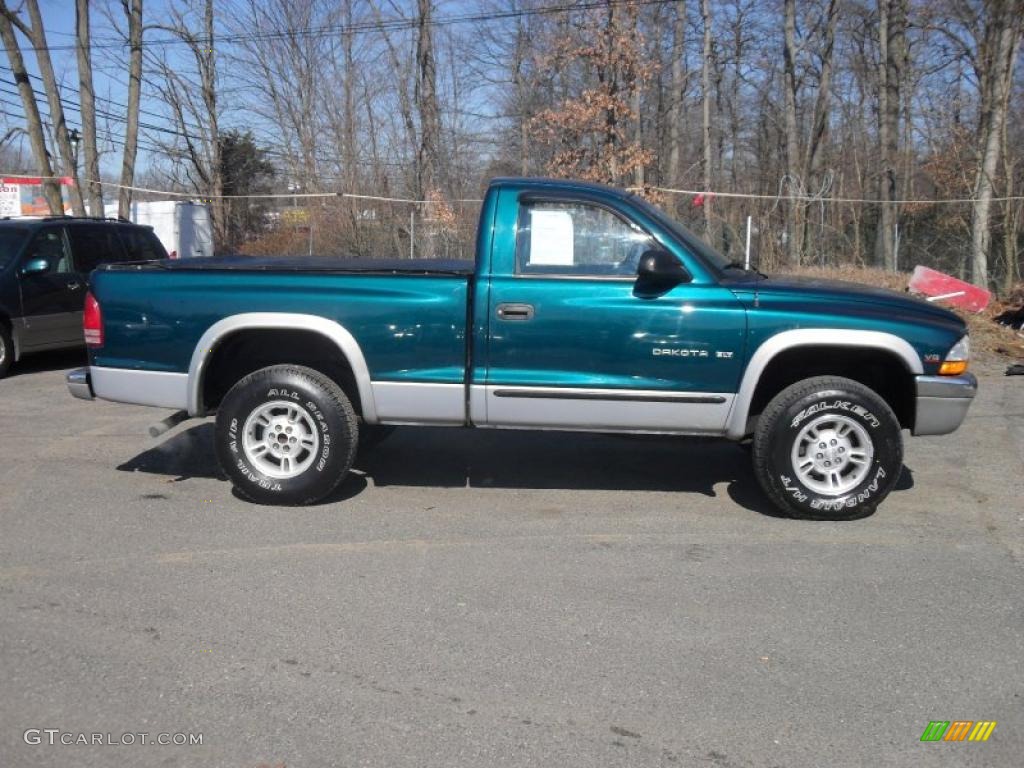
[83, 291, 103, 347]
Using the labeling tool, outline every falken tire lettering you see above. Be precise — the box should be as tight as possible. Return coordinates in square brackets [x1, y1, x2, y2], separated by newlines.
[791, 400, 881, 429]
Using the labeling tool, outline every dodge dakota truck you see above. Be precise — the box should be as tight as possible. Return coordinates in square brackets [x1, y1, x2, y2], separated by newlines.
[66, 177, 977, 519]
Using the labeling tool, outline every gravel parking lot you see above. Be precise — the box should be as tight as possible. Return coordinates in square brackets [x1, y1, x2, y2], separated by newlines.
[1, 351, 1022, 768]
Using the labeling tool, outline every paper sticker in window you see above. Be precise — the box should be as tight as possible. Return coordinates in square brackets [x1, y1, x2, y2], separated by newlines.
[528, 209, 574, 266]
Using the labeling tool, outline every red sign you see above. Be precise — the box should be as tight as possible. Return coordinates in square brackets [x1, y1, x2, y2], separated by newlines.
[1, 176, 73, 185]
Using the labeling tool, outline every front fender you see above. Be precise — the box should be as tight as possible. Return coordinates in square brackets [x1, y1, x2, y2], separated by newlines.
[724, 329, 923, 440]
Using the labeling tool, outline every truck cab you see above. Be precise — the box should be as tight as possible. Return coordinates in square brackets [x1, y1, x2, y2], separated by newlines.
[467, 179, 746, 433]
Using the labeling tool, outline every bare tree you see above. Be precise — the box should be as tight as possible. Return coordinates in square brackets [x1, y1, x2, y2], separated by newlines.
[231, 0, 327, 185]
[76, 0, 103, 216]
[782, 0, 801, 263]
[876, 0, 908, 270]
[805, 0, 838, 196]
[340, 0, 357, 191]
[117, 0, 143, 218]
[701, 0, 714, 241]
[512, 15, 530, 176]
[2, 0, 86, 214]
[967, 0, 1021, 287]
[149, 0, 224, 244]
[781, 0, 840, 266]
[1001, 101, 1020, 293]
[416, 0, 443, 201]
[667, 1, 688, 187]
[369, 0, 418, 188]
[0, 2, 61, 212]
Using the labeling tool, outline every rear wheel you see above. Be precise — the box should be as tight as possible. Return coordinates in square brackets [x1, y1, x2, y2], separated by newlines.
[752, 376, 903, 520]
[214, 364, 358, 505]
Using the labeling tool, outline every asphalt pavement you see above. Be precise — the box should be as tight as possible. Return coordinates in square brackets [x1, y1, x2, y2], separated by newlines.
[1, 350, 1022, 768]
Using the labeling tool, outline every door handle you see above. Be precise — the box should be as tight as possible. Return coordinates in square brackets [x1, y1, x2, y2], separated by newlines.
[66, 281, 82, 291]
[496, 303, 534, 321]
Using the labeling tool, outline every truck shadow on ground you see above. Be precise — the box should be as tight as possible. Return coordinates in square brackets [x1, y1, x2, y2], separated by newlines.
[118, 423, 915, 518]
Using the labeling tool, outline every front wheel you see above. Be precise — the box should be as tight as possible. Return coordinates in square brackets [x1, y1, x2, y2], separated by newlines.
[752, 376, 903, 520]
[214, 365, 358, 505]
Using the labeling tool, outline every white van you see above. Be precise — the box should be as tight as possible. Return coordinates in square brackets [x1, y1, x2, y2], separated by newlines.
[104, 200, 214, 259]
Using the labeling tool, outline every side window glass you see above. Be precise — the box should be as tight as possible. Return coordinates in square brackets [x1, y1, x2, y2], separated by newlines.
[118, 226, 167, 261]
[70, 225, 127, 273]
[515, 201, 657, 277]
[24, 227, 72, 273]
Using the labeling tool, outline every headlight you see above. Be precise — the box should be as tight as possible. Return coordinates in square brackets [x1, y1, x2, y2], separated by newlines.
[939, 335, 970, 375]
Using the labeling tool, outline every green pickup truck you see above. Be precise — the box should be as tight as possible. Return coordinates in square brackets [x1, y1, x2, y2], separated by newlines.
[67, 177, 976, 519]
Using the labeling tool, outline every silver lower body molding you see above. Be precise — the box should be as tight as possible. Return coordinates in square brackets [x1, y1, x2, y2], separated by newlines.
[475, 384, 733, 433]
[372, 381, 465, 425]
[90, 366, 190, 410]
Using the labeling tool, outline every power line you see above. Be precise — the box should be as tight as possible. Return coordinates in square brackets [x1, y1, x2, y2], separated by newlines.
[0, 98, 175, 157]
[0, 95, 168, 154]
[12, 0, 676, 53]
[0, 71, 416, 169]
[0, 82, 205, 143]
[0, 65, 207, 137]
[0, 97, 417, 171]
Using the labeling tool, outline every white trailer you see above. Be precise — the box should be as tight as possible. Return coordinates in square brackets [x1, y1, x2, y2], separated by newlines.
[104, 200, 214, 259]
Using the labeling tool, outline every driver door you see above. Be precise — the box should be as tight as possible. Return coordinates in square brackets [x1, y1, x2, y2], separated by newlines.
[17, 226, 82, 348]
[482, 198, 747, 433]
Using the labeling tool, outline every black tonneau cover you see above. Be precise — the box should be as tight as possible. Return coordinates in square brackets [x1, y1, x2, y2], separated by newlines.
[100, 254, 475, 275]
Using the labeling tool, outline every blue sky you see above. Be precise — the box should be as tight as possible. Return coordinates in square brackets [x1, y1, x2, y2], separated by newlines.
[2, 0, 186, 175]
[2, 0, 499, 182]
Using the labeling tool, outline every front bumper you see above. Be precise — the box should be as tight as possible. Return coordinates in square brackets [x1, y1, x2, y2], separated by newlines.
[912, 372, 977, 436]
[66, 367, 94, 401]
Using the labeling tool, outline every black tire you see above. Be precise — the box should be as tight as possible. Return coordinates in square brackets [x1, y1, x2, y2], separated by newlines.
[0, 322, 12, 379]
[752, 376, 903, 520]
[214, 364, 358, 505]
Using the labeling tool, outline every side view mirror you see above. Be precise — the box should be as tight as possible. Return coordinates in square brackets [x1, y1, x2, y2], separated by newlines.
[20, 257, 50, 277]
[634, 249, 690, 297]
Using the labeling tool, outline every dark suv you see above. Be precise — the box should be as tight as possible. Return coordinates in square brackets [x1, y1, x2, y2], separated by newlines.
[0, 217, 167, 377]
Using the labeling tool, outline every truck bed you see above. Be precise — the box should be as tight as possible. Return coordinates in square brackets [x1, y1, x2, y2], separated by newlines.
[89, 261, 472, 388]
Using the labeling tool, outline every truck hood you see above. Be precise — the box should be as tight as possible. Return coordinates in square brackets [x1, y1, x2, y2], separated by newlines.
[724, 272, 966, 330]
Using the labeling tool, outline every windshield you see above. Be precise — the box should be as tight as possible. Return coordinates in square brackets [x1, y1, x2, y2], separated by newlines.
[0, 227, 29, 270]
[629, 195, 731, 272]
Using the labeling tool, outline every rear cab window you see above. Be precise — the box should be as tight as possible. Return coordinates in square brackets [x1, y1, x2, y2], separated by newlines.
[69, 224, 129, 273]
[118, 225, 168, 261]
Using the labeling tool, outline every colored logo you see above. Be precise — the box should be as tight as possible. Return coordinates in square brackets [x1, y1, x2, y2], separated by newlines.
[920, 721, 997, 742]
